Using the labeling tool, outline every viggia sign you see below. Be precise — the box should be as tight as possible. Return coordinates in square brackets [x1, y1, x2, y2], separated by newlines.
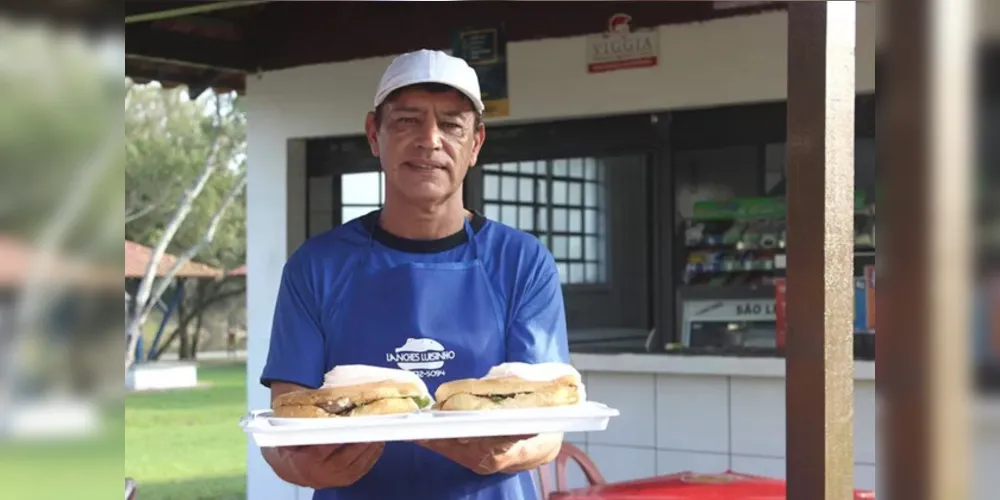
[586, 13, 659, 74]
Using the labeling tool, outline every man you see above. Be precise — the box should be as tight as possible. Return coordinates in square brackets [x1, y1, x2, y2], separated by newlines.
[259, 49, 571, 500]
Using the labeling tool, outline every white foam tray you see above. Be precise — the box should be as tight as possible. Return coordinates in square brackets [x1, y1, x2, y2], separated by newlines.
[240, 401, 620, 448]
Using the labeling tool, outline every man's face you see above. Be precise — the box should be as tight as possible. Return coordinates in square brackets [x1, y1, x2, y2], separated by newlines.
[365, 87, 485, 205]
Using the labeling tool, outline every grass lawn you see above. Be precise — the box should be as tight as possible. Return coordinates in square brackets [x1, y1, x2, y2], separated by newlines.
[126, 361, 248, 500]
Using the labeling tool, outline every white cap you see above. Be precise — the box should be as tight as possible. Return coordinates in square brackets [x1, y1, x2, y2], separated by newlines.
[373, 49, 485, 113]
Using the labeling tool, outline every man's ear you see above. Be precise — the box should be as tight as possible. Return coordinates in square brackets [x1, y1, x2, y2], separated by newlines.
[365, 112, 380, 157]
[469, 123, 486, 167]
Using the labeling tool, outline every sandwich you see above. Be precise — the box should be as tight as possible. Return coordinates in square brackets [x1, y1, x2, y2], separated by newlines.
[433, 362, 585, 411]
[272, 365, 433, 418]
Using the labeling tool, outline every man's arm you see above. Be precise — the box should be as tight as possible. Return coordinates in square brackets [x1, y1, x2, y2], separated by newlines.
[262, 443, 385, 490]
[505, 253, 570, 365]
[261, 382, 384, 489]
[258, 257, 384, 488]
[494, 255, 569, 472]
[259, 256, 326, 390]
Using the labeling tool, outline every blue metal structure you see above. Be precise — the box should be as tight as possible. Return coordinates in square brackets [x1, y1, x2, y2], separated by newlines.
[131, 279, 186, 362]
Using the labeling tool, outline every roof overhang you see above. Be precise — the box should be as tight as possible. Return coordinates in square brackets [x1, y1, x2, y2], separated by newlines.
[124, 1, 787, 95]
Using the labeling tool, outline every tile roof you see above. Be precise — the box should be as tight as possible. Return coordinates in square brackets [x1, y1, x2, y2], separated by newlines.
[125, 240, 222, 278]
[226, 264, 247, 276]
[0, 235, 118, 288]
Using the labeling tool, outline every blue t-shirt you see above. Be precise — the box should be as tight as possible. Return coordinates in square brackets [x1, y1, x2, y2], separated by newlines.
[261, 210, 570, 500]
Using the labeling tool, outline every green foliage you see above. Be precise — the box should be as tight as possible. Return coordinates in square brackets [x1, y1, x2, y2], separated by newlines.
[0, 22, 122, 260]
[125, 82, 247, 270]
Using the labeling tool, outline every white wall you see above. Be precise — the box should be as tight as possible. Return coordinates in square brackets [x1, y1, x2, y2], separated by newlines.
[245, 7, 877, 499]
[245, 6, 876, 138]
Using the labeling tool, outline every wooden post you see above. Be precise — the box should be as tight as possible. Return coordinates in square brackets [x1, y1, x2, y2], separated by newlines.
[784, 2, 856, 499]
[882, 0, 975, 498]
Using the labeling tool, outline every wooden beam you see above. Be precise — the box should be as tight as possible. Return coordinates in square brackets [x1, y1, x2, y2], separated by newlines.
[882, 0, 975, 497]
[784, 2, 856, 499]
[125, 57, 246, 95]
[126, 24, 254, 72]
[125, 0, 268, 24]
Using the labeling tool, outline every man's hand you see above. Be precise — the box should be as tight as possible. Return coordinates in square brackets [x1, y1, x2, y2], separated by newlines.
[261, 382, 385, 488]
[415, 433, 563, 475]
[261, 442, 385, 489]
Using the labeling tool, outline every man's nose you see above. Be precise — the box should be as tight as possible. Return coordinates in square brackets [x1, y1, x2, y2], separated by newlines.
[415, 120, 443, 150]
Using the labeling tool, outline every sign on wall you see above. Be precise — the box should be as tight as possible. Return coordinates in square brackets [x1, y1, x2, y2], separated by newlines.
[586, 13, 659, 74]
[684, 298, 776, 323]
[451, 24, 509, 118]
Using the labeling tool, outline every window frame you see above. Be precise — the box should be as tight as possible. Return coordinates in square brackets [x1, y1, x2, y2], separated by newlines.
[339, 171, 386, 224]
[472, 113, 671, 349]
[482, 158, 610, 288]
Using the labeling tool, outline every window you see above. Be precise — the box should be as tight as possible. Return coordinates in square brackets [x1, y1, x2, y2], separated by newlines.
[674, 146, 760, 219]
[482, 158, 608, 285]
[341, 171, 386, 223]
[762, 138, 876, 200]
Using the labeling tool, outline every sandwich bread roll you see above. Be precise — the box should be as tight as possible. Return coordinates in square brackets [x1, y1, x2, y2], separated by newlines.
[272, 365, 433, 418]
[433, 362, 585, 411]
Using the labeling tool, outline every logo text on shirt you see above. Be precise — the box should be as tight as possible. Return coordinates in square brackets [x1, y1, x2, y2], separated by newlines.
[386, 338, 456, 378]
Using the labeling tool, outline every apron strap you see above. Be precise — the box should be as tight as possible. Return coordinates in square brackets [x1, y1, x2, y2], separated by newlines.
[461, 216, 479, 261]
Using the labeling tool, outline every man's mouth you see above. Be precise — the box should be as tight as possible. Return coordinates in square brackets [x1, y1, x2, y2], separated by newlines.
[405, 161, 446, 171]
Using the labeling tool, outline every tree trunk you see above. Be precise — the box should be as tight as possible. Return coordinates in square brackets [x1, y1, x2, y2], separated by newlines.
[178, 325, 190, 360]
[176, 293, 190, 360]
[191, 307, 205, 359]
[189, 279, 212, 359]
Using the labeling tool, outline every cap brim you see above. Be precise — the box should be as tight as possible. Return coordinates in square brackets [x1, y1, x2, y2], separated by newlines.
[375, 79, 485, 113]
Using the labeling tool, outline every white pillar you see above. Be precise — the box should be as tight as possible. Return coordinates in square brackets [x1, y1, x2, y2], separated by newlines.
[245, 84, 308, 500]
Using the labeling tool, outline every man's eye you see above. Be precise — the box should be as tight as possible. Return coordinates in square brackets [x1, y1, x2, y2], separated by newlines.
[441, 122, 462, 130]
[398, 117, 418, 124]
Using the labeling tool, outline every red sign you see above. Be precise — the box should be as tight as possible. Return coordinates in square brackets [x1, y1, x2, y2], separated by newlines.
[586, 14, 659, 73]
[774, 278, 787, 349]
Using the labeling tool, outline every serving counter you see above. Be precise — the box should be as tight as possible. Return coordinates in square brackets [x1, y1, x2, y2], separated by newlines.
[559, 352, 998, 499]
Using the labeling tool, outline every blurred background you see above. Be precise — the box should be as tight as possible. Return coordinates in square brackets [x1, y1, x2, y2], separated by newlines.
[0, 3, 123, 499]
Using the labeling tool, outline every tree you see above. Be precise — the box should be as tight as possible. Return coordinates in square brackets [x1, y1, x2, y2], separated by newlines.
[124, 81, 247, 368]
[125, 82, 247, 270]
[0, 23, 124, 412]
